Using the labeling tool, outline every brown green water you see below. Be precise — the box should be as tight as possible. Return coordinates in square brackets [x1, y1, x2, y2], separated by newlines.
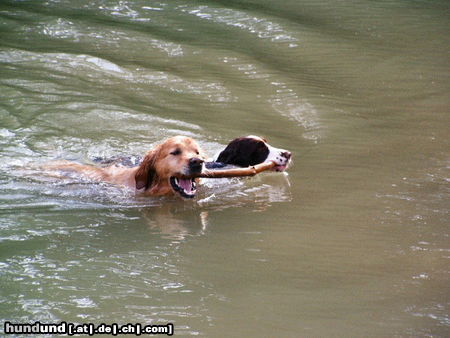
[1, 0, 449, 336]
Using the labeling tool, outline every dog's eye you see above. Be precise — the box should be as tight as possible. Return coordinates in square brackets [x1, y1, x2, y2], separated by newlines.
[195, 150, 200, 155]
[170, 149, 181, 156]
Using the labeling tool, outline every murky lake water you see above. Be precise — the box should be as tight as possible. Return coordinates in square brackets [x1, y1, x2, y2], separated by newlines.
[1, 0, 449, 336]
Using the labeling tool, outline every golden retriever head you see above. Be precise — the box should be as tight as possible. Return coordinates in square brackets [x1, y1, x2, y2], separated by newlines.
[135, 136, 206, 198]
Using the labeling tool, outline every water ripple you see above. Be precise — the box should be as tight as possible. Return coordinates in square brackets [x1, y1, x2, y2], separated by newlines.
[183, 5, 298, 46]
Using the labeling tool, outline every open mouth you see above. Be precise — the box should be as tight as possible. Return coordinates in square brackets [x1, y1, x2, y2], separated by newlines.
[272, 165, 287, 172]
[272, 160, 290, 172]
[170, 177, 197, 198]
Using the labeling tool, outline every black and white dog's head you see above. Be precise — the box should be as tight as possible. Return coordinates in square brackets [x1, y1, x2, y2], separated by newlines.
[213, 136, 291, 172]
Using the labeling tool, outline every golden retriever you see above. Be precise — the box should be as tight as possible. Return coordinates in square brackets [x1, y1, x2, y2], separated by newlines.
[45, 136, 206, 198]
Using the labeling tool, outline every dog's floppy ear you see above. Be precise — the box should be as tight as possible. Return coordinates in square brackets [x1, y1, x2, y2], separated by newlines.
[216, 138, 242, 164]
[217, 137, 253, 166]
[216, 147, 236, 164]
[135, 148, 159, 190]
[217, 137, 269, 166]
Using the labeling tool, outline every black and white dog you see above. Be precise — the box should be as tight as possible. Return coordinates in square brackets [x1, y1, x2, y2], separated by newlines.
[207, 135, 291, 172]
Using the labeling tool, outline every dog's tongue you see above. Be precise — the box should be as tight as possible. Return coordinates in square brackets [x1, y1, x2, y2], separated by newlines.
[178, 178, 192, 192]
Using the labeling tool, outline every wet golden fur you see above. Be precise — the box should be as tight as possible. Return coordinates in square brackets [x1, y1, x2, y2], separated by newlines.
[45, 136, 206, 197]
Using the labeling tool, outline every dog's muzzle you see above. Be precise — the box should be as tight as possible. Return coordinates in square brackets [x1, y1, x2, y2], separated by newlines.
[189, 157, 204, 174]
[272, 150, 292, 172]
[169, 157, 204, 199]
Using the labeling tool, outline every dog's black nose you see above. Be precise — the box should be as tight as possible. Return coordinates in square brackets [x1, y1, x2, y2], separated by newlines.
[189, 157, 204, 173]
[281, 151, 291, 160]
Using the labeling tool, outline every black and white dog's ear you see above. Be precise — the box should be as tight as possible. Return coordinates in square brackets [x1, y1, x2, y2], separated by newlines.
[215, 137, 269, 167]
[216, 146, 237, 165]
[216, 137, 245, 165]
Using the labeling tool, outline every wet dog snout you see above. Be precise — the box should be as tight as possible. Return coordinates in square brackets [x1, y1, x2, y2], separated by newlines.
[189, 157, 204, 173]
[281, 151, 291, 160]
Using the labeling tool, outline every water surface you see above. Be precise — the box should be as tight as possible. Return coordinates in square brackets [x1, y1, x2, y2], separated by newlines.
[1, 0, 449, 336]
